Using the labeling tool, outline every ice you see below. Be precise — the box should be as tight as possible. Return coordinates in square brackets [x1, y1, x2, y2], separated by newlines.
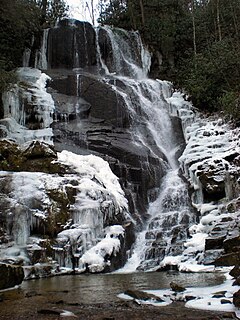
[57, 150, 129, 215]
[1, 67, 54, 144]
[119, 273, 239, 314]
[80, 225, 124, 272]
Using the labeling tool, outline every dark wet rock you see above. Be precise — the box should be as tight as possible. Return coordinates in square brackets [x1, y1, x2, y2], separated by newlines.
[232, 276, 240, 286]
[212, 291, 226, 298]
[124, 289, 164, 302]
[205, 236, 225, 251]
[230, 265, 240, 279]
[98, 27, 142, 77]
[203, 249, 224, 265]
[196, 159, 228, 202]
[47, 20, 97, 69]
[220, 299, 232, 304]
[214, 251, 240, 266]
[233, 289, 240, 307]
[37, 309, 61, 315]
[185, 295, 196, 301]
[24, 264, 54, 279]
[0, 263, 24, 290]
[170, 281, 186, 292]
[25, 291, 42, 298]
[223, 235, 240, 254]
[48, 69, 169, 220]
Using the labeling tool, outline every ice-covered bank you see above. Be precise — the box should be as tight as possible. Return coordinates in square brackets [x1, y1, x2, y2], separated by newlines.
[155, 92, 240, 271]
[119, 271, 240, 318]
[0, 148, 133, 276]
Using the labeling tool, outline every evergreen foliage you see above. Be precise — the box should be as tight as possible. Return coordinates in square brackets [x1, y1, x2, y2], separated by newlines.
[0, 0, 68, 96]
[99, 0, 240, 124]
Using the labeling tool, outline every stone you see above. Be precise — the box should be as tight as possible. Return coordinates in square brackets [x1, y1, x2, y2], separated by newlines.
[232, 276, 240, 286]
[196, 158, 228, 202]
[223, 235, 240, 254]
[220, 299, 232, 304]
[233, 289, 240, 308]
[212, 291, 226, 298]
[47, 20, 97, 69]
[22, 140, 56, 159]
[170, 282, 186, 292]
[205, 236, 225, 251]
[0, 263, 24, 290]
[185, 295, 196, 301]
[124, 289, 164, 302]
[214, 251, 240, 266]
[37, 309, 61, 315]
[229, 265, 240, 279]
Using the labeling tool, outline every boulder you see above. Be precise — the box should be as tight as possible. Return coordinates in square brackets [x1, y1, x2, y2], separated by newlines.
[230, 265, 240, 279]
[205, 236, 225, 251]
[233, 289, 240, 308]
[0, 263, 24, 290]
[170, 281, 186, 292]
[232, 276, 240, 286]
[214, 251, 240, 266]
[223, 235, 240, 254]
[0, 139, 65, 174]
[124, 289, 164, 302]
[196, 158, 228, 202]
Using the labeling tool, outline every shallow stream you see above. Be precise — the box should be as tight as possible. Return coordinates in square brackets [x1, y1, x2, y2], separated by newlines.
[3, 271, 225, 304]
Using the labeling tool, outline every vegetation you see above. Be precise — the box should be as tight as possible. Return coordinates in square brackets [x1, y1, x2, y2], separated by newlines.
[0, 0, 68, 96]
[98, 0, 240, 124]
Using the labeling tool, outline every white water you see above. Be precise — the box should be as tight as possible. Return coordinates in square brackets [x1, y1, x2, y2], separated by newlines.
[97, 27, 195, 272]
[35, 29, 49, 70]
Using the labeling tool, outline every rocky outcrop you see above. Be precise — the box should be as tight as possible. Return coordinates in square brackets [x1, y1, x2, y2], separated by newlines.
[47, 69, 170, 220]
[0, 140, 65, 173]
[47, 19, 97, 70]
[0, 263, 24, 290]
[124, 289, 164, 302]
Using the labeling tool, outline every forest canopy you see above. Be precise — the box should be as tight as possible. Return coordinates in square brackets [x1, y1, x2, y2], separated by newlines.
[0, 0, 68, 93]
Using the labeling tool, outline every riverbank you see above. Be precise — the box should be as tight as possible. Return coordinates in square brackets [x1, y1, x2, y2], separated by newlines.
[0, 296, 237, 320]
[0, 271, 238, 319]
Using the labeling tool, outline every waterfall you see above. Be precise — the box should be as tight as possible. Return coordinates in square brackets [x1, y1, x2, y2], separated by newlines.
[35, 29, 49, 70]
[97, 26, 151, 78]
[95, 26, 195, 272]
[0, 20, 198, 273]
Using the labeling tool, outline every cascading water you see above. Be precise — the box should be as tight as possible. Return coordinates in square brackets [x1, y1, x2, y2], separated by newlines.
[95, 26, 195, 271]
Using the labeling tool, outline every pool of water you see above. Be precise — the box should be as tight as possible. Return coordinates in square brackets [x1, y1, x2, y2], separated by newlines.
[14, 271, 225, 304]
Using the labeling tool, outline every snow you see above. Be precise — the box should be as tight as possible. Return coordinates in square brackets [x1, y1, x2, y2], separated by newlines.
[57, 150, 129, 215]
[0, 150, 130, 269]
[60, 310, 77, 317]
[80, 225, 124, 272]
[119, 273, 240, 317]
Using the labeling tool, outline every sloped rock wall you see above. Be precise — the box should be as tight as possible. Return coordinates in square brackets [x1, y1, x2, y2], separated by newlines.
[0, 263, 24, 290]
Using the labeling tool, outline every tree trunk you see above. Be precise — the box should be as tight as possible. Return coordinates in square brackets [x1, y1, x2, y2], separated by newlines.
[216, 0, 222, 41]
[139, 0, 145, 27]
[191, 0, 197, 57]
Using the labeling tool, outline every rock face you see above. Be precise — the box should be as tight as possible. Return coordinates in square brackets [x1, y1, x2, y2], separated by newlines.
[0, 263, 24, 290]
[47, 20, 97, 70]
